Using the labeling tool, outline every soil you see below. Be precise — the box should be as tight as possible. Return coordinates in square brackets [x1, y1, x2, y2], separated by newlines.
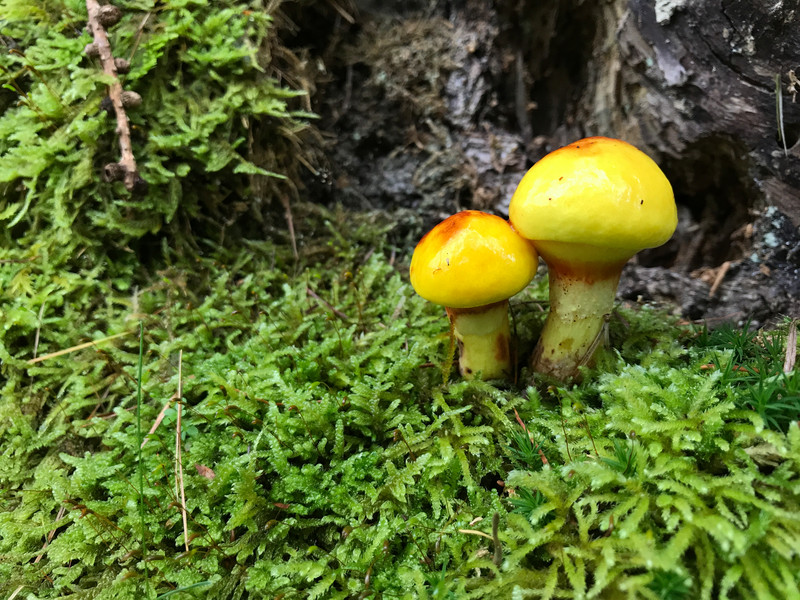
[297, 0, 800, 328]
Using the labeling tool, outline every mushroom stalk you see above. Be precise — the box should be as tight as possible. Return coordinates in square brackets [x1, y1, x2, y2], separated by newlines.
[531, 260, 622, 380]
[508, 137, 677, 382]
[409, 210, 538, 382]
[447, 301, 511, 380]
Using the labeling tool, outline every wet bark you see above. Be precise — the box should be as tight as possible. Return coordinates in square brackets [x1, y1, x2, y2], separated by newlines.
[311, 0, 800, 324]
[507, 0, 798, 255]
[514, 0, 800, 323]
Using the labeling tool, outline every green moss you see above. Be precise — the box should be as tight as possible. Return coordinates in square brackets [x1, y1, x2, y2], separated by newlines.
[0, 5, 798, 598]
[1, 205, 798, 599]
[0, 0, 315, 269]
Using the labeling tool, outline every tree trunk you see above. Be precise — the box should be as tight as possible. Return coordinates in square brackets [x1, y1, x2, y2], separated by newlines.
[511, 0, 798, 250]
[317, 0, 800, 323]
[511, 0, 800, 323]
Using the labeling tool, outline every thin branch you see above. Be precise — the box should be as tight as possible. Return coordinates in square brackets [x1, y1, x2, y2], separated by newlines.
[28, 330, 135, 364]
[86, 0, 144, 192]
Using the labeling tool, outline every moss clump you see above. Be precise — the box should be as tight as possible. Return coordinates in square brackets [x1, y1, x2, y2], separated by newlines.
[1, 205, 799, 599]
[0, 206, 510, 597]
[0, 0, 317, 267]
[4, 2, 796, 597]
[499, 359, 800, 598]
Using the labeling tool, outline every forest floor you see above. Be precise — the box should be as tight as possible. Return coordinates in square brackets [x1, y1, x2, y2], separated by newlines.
[2, 2, 800, 599]
[2, 204, 800, 599]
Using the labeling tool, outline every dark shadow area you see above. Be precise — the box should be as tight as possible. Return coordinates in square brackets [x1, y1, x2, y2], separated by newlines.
[642, 135, 756, 270]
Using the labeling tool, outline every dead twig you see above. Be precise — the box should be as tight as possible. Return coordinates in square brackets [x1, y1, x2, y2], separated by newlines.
[85, 0, 144, 192]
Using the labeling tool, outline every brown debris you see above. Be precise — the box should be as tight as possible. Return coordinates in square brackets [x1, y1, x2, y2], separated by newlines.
[194, 464, 216, 480]
[708, 260, 731, 298]
[691, 260, 732, 298]
[783, 320, 797, 373]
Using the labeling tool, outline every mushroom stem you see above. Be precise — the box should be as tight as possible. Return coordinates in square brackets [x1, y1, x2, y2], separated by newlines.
[531, 261, 623, 381]
[446, 301, 511, 380]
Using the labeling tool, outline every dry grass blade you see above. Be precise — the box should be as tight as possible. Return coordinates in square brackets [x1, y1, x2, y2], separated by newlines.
[27, 330, 134, 364]
[391, 295, 407, 320]
[326, 0, 356, 24]
[783, 319, 797, 373]
[126, 11, 152, 64]
[458, 528, 494, 540]
[280, 194, 298, 261]
[141, 392, 178, 449]
[777, 73, 788, 158]
[32, 301, 46, 360]
[9, 585, 25, 600]
[174, 350, 189, 552]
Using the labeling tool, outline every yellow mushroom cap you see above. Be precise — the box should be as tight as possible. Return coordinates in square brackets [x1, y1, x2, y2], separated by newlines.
[409, 210, 539, 309]
[509, 137, 677, 264]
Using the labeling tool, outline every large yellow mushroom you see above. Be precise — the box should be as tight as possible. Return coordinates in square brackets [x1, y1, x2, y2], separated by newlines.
[410, 210, 539, 380]
[509, 137, 677, 381]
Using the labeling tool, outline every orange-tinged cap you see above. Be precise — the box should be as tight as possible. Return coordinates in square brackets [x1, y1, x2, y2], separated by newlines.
[409, 210, 539, 308]
[509, 137, 677, 263]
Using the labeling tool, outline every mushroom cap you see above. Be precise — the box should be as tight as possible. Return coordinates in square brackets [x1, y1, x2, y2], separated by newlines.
[509, 137, 677, 264]
[409, 210, 539, 309]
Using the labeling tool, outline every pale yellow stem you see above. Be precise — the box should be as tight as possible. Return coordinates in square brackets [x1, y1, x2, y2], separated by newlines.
[531, 268, 621, 381]
[447, 301, 512, 380]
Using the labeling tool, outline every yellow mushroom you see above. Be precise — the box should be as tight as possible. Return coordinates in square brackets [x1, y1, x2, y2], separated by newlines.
[410, 210, 539, 380]
[509, 137, 677, 381]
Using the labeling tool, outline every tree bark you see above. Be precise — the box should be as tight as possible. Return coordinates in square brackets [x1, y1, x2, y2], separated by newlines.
[539, 0, 800, 223]
[316, 0, 800, 322]
[511, 0, 800, 322]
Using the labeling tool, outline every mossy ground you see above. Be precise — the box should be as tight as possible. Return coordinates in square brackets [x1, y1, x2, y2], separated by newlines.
[1, 205, 799, 599]
[2, 1, 798, 597]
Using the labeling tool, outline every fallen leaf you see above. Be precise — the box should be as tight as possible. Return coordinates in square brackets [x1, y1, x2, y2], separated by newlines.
[194, 464, 216, 480]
